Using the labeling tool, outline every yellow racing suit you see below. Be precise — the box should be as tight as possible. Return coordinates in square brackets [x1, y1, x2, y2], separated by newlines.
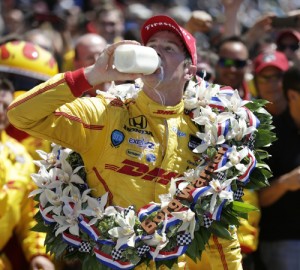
[0, 131, 49, 269]
[8, 69, 243, 269]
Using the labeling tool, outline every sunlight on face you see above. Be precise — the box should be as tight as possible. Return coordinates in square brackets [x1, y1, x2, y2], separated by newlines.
[145, 31, 187, 84]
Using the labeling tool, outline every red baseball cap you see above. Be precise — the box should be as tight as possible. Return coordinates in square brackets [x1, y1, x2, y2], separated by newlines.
[253, 51, 289, 74]
[276, 29, 300, 44]
[141, 15, 197, 65]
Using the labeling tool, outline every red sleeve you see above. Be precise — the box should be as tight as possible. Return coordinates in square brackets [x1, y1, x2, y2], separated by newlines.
[65, 68, 93, 97]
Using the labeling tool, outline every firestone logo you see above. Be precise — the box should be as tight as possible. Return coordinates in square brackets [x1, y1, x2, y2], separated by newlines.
[153, 110, 176, 115]
[144, 22, 192, 40]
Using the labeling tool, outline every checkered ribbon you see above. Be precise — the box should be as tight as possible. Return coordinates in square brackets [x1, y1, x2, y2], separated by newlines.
[177, 233, 192, 246]
[79, 241, 92, 253]
[111, 249, 124, 260]
[175, 188, 182, 197]
[233, 187, 244, 200]
[247, 134, 255, 150]
[203, 215, 213, 228]
[124, 205, 135, 217]
[137, 245, 150, 257]
[215, 171, 226, 181]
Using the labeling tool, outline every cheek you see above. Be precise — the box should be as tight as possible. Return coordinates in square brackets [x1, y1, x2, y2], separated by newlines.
[168, 60, 185, 73]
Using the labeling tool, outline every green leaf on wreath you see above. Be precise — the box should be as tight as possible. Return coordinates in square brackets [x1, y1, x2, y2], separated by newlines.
[31, 222, 49, 233]
[231, 201, 258, 213]
[186, 236, 201, 262]
[246, 167, 272, 189]
[256, 162, 271, 171]
[220, 209, 240, 226]
[209, 222, 233, 240]
[255, 129, 277, 148]
[197, 227, 211, 251]
[54, 241, 68, 259]
[82, 254, 105, 270]
[245, 99, 269, 111]
[255, 149, 271, 161]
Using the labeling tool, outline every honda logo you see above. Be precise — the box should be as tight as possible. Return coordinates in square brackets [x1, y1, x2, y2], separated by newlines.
[129, 115, 147, 129]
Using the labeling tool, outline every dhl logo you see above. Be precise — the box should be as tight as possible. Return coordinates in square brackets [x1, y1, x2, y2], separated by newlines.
[105, 159, 181, 185]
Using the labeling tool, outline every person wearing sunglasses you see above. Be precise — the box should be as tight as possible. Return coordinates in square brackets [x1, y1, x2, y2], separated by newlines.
[276, 29, 300, 66]
[214, 36, 251, 100]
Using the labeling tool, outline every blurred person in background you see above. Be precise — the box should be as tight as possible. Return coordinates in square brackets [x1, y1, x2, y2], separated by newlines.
[0, 40, 59, 269]
[123, 3, 153, 42]
[90, 3, 125, 44]
[166, 5, 192, 27]
[257, 65, 300, 270]
[62, 32, 107, 72]
[196, 50, 218, 83]
[214, 36, 252, 100]
[0, 41, 59, 160]
[253, 50, 289, 116]
[73, 33, 110, 96]
[0, 77, 54, 270]
[276, 29, 300, 66]
[244, 54, 289, 268]
[2, 8, 25, 35]
[73, 33, 107, 70]
[23, 28, 56, 55]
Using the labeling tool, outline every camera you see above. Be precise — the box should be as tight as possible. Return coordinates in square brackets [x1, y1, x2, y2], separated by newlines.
[271, 15, 299, 28]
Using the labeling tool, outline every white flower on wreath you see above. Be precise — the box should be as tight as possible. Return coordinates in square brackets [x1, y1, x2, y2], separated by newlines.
[226, 118, 256, 141]
[42, 185, 90, 217]
[34, 143, 67, 168]
[169, 165, 206, 197]
[193, 125, 226, 153]
[53, 202, 82, 236]
[158, 193, 173, 208]
[208, 178, 235, 214]
[218, 90, 250, 117]
[62, 185, 91, 205]
[42, 186, 65, 216]
[54, 158, 85, 187]
[169, 171, 194, 197]
[183, 79, 220, 110]
[108, 210, 137, 250]
[29, 166, 60, 207]
[192, 105, 233, 127]
[80, 193, 118, 225]
[144, 216, 169, 260]
[172, 209, 196, 239]
[104, 79, 142, 101]
[215, 146, 249, 174]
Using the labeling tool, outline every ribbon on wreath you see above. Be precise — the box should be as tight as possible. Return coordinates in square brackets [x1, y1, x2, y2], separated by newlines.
[39, 204, 56, 224]
[149, 245, 188, 261]
[78, 215, 101, 241]
[138, 203, 160, 221]
[238, 149, 256, 184]
[62, 232, 82, 247]
[94, 247, 135, 270]
[245, 107, 260, 130]
[217, 119, 230, 137]
[209, 96, 225, 111]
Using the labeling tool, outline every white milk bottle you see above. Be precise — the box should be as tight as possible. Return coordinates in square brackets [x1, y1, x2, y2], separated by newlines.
[114, 44, 161, 75]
